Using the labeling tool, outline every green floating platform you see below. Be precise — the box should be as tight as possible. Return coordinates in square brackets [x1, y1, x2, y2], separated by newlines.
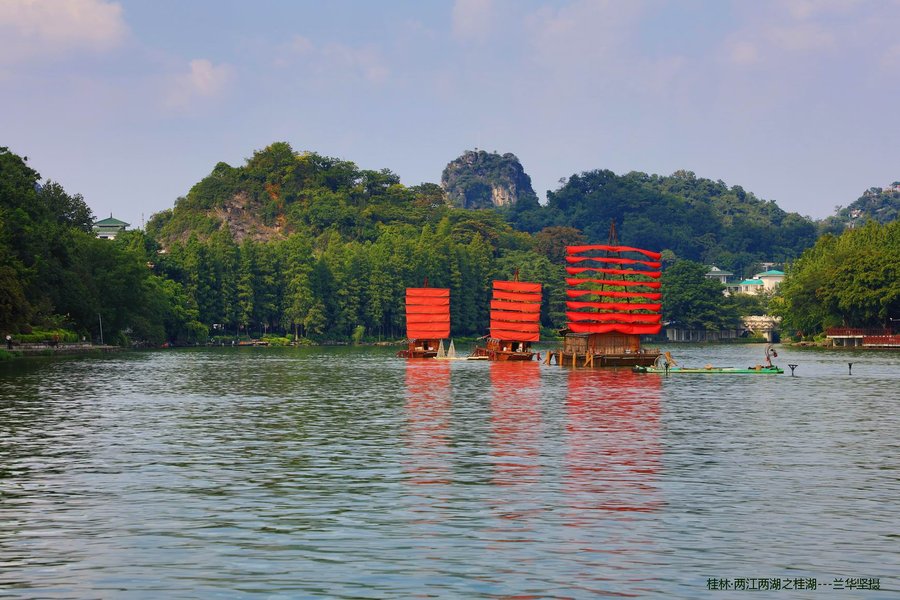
[632, 365, 783, 374]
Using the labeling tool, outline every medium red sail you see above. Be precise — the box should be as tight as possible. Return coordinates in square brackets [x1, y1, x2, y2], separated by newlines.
[565, 244, 663, 335]
[406, 288, 450, 339]
[490, 279, 541, 342]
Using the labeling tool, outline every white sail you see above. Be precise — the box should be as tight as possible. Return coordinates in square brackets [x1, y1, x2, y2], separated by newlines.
[436, 339, 446, 358]
[447, 339, 457, 359]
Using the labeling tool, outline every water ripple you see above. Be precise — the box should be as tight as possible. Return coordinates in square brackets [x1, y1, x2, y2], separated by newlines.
[1, 345, 898, 598]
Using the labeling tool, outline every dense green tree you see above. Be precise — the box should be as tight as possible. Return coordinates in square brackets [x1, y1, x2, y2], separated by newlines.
[776, 221, 900, 335]
[662, 260, 741, 330]
[532, 226, 585, 264]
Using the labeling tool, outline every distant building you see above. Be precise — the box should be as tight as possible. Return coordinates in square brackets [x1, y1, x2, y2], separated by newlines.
[737, 269, 785, 295]
[739, 278, 764, 295]
[704, 266, 733, 285]
[756, 269, 785, 291]
[93, 215, 130, 240]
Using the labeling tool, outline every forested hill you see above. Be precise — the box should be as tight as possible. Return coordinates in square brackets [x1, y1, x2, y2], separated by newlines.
[147, 141, 451, 246]
[819, 183, 900, 234]
[1, 141, 884, 346]
[505, 169, 819, 272]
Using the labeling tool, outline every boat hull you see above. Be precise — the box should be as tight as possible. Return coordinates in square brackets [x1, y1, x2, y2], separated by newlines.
[471, 339, 536, 361]
[398, 339, 442, 359]
[596, 352, 660, 367]
[547, 350, 661, 368]
[471, 347, 536, 361]
[397, 349, 438, 359]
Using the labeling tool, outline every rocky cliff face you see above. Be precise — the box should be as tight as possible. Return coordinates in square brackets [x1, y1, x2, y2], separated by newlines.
[441, 150, 537, 209]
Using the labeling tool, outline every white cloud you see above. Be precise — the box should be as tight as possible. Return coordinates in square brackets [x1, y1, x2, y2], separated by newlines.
[452, 0, 495, 42]
[526, 0, 646, 70]
[768, 23, 835, 53]
[721, 0, 883, 68]
[276, 36, 389, 84]
[164, 59, 235, 110]
[882, 44, 900, 70]
[322, 43, 389, 84]
[728, 40, 761, 66]
[0, 0, 127, 64]
[785, 0, 863, 20]
[287, 35, 314, 56]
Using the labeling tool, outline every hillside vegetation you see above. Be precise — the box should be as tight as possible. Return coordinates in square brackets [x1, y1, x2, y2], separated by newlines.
[820, 183, 900, 234]
[4, 141, 895, 346]
[506, 169, 819, 276]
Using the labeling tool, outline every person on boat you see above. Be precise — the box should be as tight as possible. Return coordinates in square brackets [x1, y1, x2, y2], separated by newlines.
[765, 344, 778, 367]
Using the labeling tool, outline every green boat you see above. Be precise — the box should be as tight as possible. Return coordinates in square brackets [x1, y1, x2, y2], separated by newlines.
[633, 364, 783, 374]
[632, 345, 783, 374]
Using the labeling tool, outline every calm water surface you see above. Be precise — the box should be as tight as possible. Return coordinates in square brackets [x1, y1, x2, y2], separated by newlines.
[1, 344, 898, 598]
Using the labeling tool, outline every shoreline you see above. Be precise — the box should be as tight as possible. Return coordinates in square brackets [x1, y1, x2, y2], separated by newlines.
[1, 344, 123, 359]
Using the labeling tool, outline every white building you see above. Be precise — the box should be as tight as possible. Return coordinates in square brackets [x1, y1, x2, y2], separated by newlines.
[738, 269, 785, 295]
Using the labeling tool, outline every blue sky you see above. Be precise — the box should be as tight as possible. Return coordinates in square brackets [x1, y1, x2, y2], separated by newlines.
[2, 0, 898, 228]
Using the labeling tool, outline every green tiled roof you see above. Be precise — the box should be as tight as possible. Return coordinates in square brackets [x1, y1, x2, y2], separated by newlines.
[756, 270, 784, 277]
[740, 279, 763, 285]
[94, 216, 130, 227]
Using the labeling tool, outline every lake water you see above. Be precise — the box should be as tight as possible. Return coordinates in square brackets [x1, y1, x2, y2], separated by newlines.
[1, 344, 898, 598]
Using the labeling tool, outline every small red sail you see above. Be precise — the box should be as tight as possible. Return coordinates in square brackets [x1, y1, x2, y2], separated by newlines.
[490, 279, 541, 342]
[565, 243, 663, 335]
[406, 288, 450, 339]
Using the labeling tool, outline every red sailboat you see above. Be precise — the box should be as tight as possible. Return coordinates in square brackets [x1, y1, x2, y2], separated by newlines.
[548, 223, 662, 367]
[397, 284, 451, 359]
[471, 272, 542, 361]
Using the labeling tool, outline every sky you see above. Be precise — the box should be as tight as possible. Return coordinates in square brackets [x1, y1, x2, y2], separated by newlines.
[2, 0, 899, 228]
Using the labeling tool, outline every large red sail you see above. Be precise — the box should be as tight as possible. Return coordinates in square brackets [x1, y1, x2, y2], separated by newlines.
[406, 288, 450, 339]
[565, 244, 662, 335]
[567, 245, 662, 261]
[490, 280, 541, 342]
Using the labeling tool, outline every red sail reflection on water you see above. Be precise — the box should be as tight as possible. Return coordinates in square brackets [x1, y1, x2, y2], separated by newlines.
[403, 360, 452, 486]
[489, 361, 543, 487]
[564, 368, 662, 515]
